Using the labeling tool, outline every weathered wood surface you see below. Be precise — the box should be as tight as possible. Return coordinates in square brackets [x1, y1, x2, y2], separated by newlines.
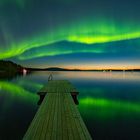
[23, 80, 92, 140]
[37, 80, 78, 95]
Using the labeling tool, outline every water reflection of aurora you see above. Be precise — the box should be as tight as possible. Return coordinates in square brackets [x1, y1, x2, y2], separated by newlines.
[0, 81, 39, 103]
[79, 97, 140, 119]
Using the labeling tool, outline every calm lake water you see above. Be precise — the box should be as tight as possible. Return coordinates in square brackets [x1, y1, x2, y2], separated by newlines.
[0, 71, 140, 140]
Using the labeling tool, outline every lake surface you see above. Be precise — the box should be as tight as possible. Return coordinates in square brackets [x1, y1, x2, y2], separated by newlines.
[0, 71, 140, 140]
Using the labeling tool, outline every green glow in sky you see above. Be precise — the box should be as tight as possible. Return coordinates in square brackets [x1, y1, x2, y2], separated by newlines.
[0, 0, 29, 8]
[68, 32, 140, 44]
[18, 42, 105, 60]
[0, 19, 140, 60]
[0, 0, 140, 67]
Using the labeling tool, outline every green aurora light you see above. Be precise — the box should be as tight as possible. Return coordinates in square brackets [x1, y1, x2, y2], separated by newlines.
[0, 20, 140, 60]
[0, 0, 140, 68]
[0, 81, 38, 103]
[79, 97, 140, 118]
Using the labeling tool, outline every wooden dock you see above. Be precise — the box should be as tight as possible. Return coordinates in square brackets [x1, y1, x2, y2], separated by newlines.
[23, 80, 92, 140]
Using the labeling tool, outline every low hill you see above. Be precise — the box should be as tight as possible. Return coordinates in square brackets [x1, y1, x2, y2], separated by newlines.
[0, 60, 23, 74]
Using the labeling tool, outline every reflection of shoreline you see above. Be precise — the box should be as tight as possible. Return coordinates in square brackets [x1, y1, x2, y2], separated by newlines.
[0, 71, 20, 80]
[0, 71, 31, 80]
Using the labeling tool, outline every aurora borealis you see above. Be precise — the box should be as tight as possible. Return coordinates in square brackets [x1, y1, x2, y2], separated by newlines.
[0, 0, 140, 69]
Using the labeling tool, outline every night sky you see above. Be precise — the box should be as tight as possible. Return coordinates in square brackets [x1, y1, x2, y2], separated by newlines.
[0, 0, 140, 69]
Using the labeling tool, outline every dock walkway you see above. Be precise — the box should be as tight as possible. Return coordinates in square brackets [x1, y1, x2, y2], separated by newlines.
[23, 80, 92, 140]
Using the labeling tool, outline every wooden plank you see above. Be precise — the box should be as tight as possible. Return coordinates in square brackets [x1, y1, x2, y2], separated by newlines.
[23, 80, 92, 140]
[55, 92, 61, 140]
[51, 92, 59, 140]
[37, 80, 78, 94]
[45, 88, 58, 139]
[65, 93, 80, 140]
[61, 91, 69, 140]
[39, 94, 55, 140]
[64, 84, 92, 140]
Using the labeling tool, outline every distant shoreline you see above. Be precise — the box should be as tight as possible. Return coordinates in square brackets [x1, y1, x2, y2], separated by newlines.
[1, 60, 140, 73]
[26, 67, 140, 72]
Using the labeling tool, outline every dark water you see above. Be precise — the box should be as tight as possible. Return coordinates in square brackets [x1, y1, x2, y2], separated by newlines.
[0, 71, 140, 140]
